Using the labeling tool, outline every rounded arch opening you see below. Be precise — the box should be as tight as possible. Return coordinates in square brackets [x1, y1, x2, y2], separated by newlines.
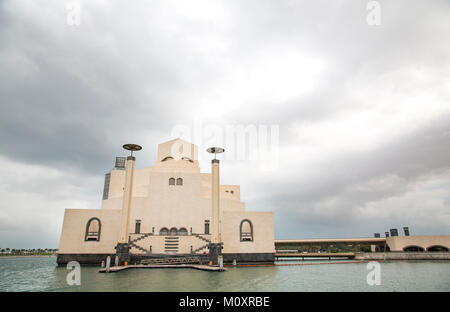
[240, 219, 253, 242]
[85, 217, 101, 241]
[159, 227, 169, 236]
[182, 157, 194, 163]
[403, 245, 425, 252]
[169, 227, 178, 236]
[178, 228, 188, 236]
[427, 245, 449, 252]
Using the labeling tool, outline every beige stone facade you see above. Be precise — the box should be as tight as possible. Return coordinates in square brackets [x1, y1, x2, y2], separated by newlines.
[386, 235, 450, 252]
[57, 138, 275, 264]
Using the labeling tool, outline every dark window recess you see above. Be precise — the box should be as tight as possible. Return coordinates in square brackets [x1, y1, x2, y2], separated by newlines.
[115, 157, 126, 169]
[240, 219, 253, 242]
[205, 220, 210, 234]
[135, 220, 141, 234]
[176, 178, 183, 185]
[403, 227, 410, 236]
[85, 218, 101, 241]
[169, 177, 175, 185]
[102, 173, 111, 200]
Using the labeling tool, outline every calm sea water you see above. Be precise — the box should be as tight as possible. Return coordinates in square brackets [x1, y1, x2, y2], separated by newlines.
[0, 256, 449, 292]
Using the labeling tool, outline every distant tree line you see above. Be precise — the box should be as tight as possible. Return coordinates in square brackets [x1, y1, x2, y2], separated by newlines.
[0, 248, 58, 255]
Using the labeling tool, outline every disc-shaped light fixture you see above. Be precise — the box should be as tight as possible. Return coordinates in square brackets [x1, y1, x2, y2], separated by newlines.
[123, 144, 142, 157]
[207, 147, 225, 159]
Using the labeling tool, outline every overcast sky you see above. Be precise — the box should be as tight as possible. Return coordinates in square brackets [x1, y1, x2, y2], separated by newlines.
[1, 0, 449, 248]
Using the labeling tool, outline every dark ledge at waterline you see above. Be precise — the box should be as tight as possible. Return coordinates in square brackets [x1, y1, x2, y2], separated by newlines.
[57, 252, 275, 266]
[99, 264, 226, 273]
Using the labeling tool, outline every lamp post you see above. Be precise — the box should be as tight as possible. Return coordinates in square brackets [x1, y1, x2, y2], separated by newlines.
[116, 143, 142, 265]
[207, 147, 224, 265]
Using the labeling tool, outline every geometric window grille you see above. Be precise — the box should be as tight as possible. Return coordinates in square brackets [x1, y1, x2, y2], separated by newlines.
[85, 217, 101, 241]
[240, 219, 253, 242]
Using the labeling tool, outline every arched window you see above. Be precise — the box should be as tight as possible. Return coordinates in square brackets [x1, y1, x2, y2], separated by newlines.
[159, 227, 169, 236]
[169, 177, 175, 185]
[240, 219, 253, 242]
[178, 228, 188, 236]
[403, 245, 425, 252]
[182, 157, 194, 163]
[176, 178, 183, 185]
[169, 227, 178, 236]
[427, 245, 449, 252]
[162, 156, 174, 162]
[85, 218, 101, 241]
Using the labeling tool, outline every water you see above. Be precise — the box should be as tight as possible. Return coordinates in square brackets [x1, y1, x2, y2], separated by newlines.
[0, 256, 449, 292]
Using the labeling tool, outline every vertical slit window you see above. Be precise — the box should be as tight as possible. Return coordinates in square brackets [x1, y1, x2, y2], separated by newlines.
[102, 173, 111, 200]
[205, 220, 210, 235]
[135, 220, 141, 234]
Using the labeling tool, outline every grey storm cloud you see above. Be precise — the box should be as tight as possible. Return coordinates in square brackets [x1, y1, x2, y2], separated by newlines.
[0, 0, 449, 247]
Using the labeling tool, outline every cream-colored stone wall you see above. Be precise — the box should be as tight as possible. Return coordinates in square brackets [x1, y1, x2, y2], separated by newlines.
[387, 235, 450, 251]
[58, 209, 121, 254]
[106, 169, 125, 199]
[222, 211, 275, 254]
[58, 138, 275, 256]
[157, 138, 198, 161]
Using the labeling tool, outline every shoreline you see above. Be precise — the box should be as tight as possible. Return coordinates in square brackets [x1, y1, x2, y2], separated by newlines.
[0, 255, 56, 259]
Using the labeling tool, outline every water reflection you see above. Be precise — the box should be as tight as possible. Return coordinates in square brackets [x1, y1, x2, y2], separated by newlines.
[1, 256, 449, 292]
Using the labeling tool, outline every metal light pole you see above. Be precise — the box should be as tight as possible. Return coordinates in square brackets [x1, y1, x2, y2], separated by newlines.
[116, 143, 142, 266]
[207, 147, 224, 266]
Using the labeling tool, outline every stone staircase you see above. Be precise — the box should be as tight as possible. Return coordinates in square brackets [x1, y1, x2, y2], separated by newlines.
[164, 236, 179, 253]
[193, 244, 209, 253]
[128, 233, 214, 255]
[128, 233, 153, 253]
[191, 233, 212, 254]
[129, 241, 148, 253]
[192, 233, 211, 243]
[129, 233, 153, 244]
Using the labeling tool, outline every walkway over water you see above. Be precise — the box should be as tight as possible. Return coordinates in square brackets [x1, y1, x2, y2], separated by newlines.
[275, 252, 355, 259]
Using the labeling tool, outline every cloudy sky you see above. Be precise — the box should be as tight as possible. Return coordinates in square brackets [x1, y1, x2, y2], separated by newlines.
[1, 0, 449, 248]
